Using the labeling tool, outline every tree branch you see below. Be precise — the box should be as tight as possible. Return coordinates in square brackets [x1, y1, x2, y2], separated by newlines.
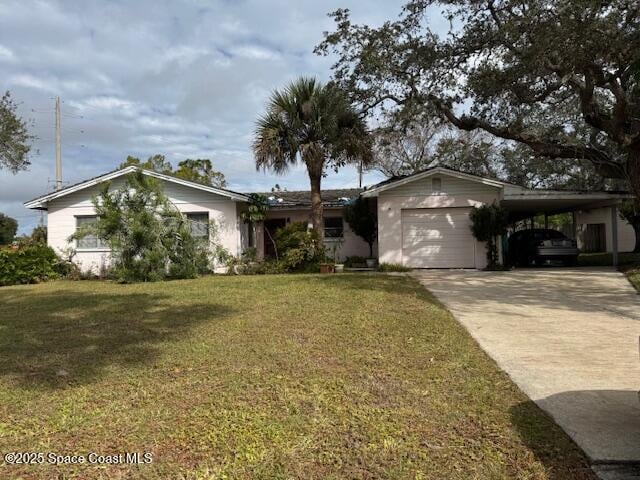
[428, 94, 625, 178]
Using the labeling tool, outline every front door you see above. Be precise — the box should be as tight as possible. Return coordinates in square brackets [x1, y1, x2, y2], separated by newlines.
[264, 218, 286, 258]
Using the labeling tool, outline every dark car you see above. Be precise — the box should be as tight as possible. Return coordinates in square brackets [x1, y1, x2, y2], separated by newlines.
[508, 229, 579, 267]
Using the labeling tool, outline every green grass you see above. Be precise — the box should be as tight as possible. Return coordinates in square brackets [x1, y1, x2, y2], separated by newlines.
[577, 251, 640, 267]
[625, 268, 640, 291]
[0, 275, 595, 479]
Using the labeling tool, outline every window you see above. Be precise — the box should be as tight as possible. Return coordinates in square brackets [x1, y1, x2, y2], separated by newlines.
[431, 177, 442, 194]
[75, 216, 106, 249]
[186, 212, 209, 240]
[324, 217, 344, 239]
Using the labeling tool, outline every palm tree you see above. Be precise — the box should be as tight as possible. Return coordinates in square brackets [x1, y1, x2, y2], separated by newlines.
[253, 77, 371, 241]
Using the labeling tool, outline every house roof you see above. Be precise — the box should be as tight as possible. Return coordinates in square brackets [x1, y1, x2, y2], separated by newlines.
[256, 188, 362, 209]
[24, 166, 251, 210]
[361, 165, 511, 197]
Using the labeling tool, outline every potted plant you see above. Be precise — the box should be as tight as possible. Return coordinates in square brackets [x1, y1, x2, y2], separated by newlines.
[320, 262, 335, 273]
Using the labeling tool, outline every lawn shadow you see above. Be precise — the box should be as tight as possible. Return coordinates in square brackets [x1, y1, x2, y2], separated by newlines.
[0, 287, 232, 390]
[510, 390, 640, 480]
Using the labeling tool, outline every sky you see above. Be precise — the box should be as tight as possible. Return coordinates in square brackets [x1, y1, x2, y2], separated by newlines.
[0, 0, 410, 234]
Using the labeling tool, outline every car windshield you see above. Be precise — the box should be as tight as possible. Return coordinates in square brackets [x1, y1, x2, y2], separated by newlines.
[542, 230, 566, 239]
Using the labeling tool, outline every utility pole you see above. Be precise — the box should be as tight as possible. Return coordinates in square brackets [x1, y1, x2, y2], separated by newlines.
[358, 160, 363, 188]
[55, 96, 62, 190]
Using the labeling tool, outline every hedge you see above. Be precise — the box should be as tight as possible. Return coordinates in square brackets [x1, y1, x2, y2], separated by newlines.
[0, 245, 61, 286]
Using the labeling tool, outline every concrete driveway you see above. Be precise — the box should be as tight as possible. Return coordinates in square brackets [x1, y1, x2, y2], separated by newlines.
[413, 267, 640, 471]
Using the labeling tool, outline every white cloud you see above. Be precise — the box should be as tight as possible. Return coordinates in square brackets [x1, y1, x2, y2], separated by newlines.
[0, 0, 405, 233]
[0, 44, 15, 61]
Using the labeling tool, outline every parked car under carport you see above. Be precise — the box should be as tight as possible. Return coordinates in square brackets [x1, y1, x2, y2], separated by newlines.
[507, 229, 579, 267]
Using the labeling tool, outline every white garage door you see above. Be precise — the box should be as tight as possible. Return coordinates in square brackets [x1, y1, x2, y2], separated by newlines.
[402, 208, 475, 268]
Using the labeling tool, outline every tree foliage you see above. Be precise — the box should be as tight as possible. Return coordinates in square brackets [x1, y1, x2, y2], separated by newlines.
[119, 155, 227, 187]
[0, 91, 34, 173]
[317, 0, 640, 244]
[174, 159, 227, 187]
[469, 204, 509, 269]
[240, 193, 278, 259]
[371, 117, 443, 177]
[253, 76, 372, 240]
[70, 171, 217, 282]
[0, 245, 61, 286]
[343, 197, 377, 257]
[0, 212, 18, 245]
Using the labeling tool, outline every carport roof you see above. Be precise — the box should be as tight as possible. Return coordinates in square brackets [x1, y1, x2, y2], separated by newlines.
[502, 189, 633, 220]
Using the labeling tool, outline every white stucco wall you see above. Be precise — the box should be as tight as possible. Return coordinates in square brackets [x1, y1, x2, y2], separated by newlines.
[376, 174, 501, 269]
[575, 206, 636, 253]
[46, 176, 244, 273]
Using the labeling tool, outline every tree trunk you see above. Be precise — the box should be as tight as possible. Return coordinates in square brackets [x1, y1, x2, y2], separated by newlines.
[627, 149, 640, 253]
[308, 171, 324, 242]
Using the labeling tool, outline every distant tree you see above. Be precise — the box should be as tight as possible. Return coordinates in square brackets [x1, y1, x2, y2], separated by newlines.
[371, 118, 442, 177]
[119, 154, 172, 174]
[29, 225, 47, 245]
[434, 130, 606, 190]
[253, 77, 372, 241]
[174, 159, 227, 187]
[0, 92, 34, 173]
[0, 212, 18, 245]
[344, 197, 377, 257]
[119, 155, 226, 187]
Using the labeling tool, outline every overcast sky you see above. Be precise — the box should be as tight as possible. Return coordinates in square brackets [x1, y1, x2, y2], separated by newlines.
[0, 0, 414, 234]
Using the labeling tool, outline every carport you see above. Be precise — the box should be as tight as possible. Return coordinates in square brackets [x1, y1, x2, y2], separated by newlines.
[501, 189, 633, 266]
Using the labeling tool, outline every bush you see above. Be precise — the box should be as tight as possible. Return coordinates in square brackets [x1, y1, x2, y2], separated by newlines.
[275, 222, 324, 271]
[344, 255, 367, 267]
[0, 245, 62, 286]
[469, 203, 509, 270]
[377, 263, 411, 272]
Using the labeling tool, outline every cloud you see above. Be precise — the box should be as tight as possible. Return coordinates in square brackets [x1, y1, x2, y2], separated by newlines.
[0, 0, 398, 233]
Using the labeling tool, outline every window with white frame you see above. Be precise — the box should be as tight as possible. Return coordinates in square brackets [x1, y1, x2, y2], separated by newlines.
[324, 217, 344, 239]
[75, 216, 106, 249]
[186, 212, 209, 240]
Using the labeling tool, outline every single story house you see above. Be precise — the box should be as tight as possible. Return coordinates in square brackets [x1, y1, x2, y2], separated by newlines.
[24, 165, 635, 271]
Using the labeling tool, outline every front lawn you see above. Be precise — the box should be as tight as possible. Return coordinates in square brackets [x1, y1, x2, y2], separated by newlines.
[0, 274, 594, 479]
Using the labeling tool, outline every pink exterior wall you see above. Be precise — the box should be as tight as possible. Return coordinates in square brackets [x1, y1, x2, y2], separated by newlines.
[261, 207, 376, 261]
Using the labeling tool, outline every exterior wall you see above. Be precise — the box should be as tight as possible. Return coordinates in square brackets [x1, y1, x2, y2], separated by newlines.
[377, 174, 501, 269]
[575, 206, 636, 253]
[46, 177, 243, 273]
[259, 207, 376, 261]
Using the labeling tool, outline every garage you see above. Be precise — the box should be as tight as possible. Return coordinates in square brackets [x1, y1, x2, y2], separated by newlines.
[401, 208, 476, 268]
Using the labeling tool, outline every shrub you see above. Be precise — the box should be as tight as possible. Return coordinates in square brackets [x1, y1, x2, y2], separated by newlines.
[0, 245, 62, 286]
[344, 255, 367, 267]
[275, 222, 324, 271]
[70, 170, 218, 283]
[343, 197, 377, 257]
[469, 203, 509, 270]
[377, 262, 411, 272]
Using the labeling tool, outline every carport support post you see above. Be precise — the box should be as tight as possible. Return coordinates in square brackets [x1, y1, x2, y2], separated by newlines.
[611, 204, 619, 267]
